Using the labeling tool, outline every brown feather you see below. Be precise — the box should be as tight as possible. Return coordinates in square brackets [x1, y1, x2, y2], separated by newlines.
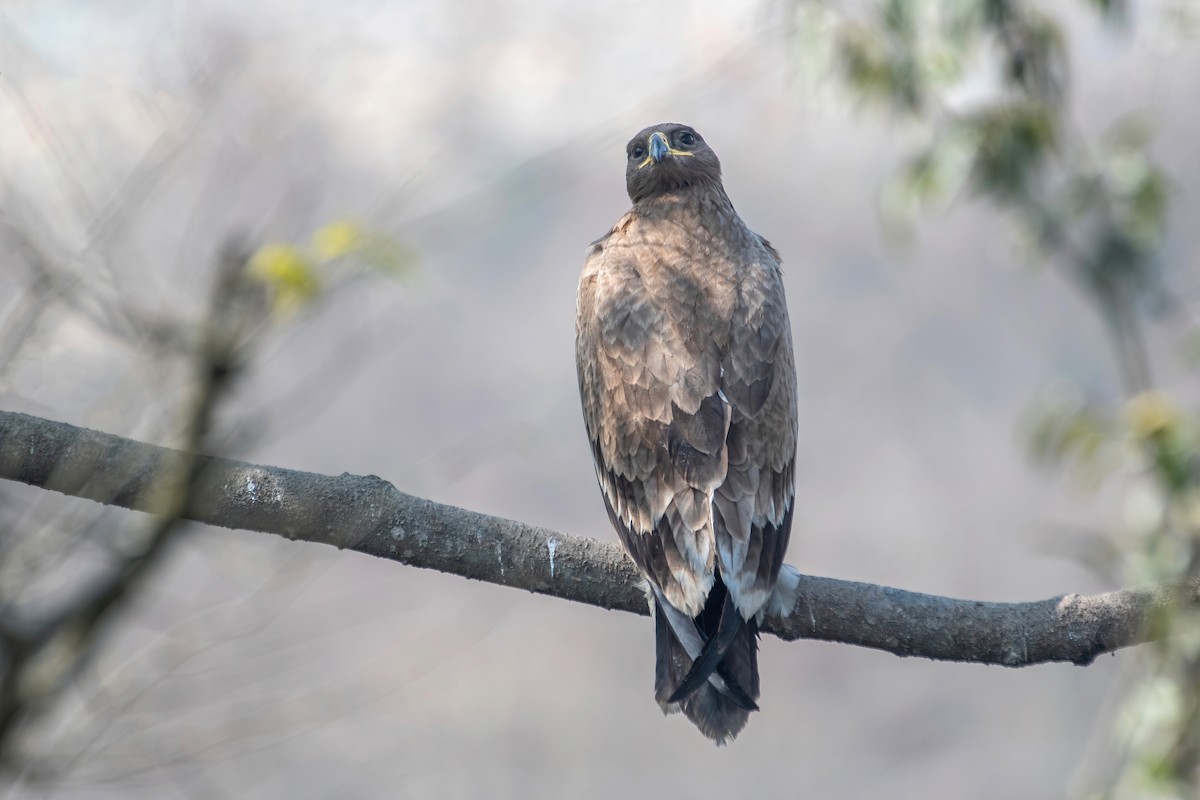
[576, 123, 797, 743]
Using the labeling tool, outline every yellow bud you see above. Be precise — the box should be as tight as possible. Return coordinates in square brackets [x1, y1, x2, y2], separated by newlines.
[311, 220, 364, 261]
[247, 244, 319, 315]
[1125, 391, 1179, 439]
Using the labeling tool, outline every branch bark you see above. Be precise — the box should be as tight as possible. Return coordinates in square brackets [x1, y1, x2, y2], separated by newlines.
[1, 409, 1196, 667]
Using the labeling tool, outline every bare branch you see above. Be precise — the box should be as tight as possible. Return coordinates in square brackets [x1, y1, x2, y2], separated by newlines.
[0, 243, 252, 759]
[1, 409, 1197, 668]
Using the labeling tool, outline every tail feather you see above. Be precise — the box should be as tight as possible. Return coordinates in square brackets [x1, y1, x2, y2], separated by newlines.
[653, 590, 760, 745]
[667, 589, 756, 709]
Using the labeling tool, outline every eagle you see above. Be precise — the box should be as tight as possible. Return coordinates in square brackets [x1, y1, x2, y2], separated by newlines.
[575, 123, 797, 743]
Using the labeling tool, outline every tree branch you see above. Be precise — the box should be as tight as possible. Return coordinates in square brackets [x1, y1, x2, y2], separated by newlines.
[1, 409, 1196, 668]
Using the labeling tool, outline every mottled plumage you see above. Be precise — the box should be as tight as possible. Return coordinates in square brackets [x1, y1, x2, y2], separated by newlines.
[575, 123, 797, 743]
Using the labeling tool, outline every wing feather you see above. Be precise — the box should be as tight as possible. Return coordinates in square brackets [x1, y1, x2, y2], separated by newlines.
[577, 207, 796, 622]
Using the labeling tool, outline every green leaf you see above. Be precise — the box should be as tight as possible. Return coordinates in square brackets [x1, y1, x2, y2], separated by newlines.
[1025, 394, 1116, 483]
[904, 125, 979, 205]
[358, 235, 418, 277]
[1002, 12, 1066, 101]
[962, 102, 1057, 201]
[837, 26, 923, 112]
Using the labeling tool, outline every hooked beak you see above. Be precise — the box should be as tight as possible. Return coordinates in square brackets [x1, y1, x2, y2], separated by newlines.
[648, 131, 670, 163]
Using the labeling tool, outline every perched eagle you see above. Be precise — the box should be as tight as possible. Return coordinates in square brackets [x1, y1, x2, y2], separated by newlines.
[575, 123, 797, 743]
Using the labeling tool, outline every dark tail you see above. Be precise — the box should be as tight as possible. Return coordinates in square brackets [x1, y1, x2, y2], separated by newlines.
[653, 582, 760, 745]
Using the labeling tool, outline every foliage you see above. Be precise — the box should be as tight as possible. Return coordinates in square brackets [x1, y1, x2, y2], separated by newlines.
[0, 217, 411, 773]
[248, 221, 415, 317]
[791, 0, 1198, 794]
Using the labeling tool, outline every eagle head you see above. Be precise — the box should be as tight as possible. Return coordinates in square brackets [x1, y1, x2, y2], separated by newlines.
[624, 123, 723, 204]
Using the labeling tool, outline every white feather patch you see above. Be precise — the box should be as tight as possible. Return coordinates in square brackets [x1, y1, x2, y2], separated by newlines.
[763, 563, 801, 621]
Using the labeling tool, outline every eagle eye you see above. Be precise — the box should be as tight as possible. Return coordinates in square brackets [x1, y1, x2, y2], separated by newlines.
[678, 131, 696, 147]
[631, 145, 646, 160]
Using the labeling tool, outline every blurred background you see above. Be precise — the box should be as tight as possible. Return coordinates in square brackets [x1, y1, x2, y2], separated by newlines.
[2, 0, 1199, 797]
